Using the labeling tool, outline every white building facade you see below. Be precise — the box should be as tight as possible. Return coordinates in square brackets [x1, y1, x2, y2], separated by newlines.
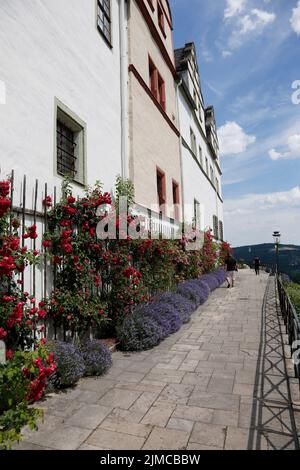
[175, 43, 224, 241]
[0, 0, 128, 198]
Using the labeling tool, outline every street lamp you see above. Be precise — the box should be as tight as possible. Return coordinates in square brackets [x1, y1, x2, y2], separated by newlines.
[273, 231, 281, 274]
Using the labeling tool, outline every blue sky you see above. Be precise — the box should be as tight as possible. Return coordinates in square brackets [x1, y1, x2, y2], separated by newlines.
[172, 0, 300, 247]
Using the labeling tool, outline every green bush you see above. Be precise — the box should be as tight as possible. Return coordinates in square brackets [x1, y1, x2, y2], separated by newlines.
[285, 283, 300, 319]
[0, 345, 54, 450]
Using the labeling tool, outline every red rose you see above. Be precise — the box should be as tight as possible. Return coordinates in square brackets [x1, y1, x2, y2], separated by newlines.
[67, 196, 76, 204]
[38, 310, 46, 319]
[0, 327, 7, 340]
[6, 350, 14, 360]
[42, 239, 52, 248]
[43, 196, 52, 208]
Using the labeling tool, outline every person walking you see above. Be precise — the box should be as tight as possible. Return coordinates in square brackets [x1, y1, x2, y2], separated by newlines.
[225, 254, 237, 288]
[254, 257, 260, 276]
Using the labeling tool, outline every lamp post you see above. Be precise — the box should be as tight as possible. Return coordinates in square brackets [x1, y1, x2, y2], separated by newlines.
[273, 231, 281, 275]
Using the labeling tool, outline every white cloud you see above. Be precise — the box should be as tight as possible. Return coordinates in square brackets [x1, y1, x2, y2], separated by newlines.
[228, 8, 276, 49]
[224, 0, 246, 19]
[269, 149, 285, 160]
[218, 121, 256, 156]
[290, 0, 300, 35]
[269, 133, 300, 160]
[222, 50, 233, 58]
[224, 187, 300, 245]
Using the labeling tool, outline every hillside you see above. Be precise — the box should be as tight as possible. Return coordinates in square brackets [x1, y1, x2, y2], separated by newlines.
[233, 244, 300, 283]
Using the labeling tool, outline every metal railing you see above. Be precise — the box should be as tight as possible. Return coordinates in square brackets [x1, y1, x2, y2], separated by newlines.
[277, 276, 300, 384]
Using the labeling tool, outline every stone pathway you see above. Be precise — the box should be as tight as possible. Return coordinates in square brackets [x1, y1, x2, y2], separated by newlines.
[15, 271, 300, 450]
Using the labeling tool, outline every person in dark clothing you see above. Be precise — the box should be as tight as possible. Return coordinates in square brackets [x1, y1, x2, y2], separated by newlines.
[225, 255, 237, 288]
[254, 257, 260, 276]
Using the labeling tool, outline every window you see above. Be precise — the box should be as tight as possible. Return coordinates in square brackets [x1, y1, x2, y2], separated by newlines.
[157, 168, 166, 214]
[157, 1, 165, 35]
[219, 221, 224, 242]
[149, 58, 166, 111]
[147, 0, 154, 10]
[172, 180, 180, 220]
[205, 157, 209, 175]
[56, 104, 85, 185]
[199, 146, 203, 167]
[190, 128, 197, 156]
[97, 0, 111, 46]
[210, 165, 214, 183]
[193, 90, 197, 110]
[216, 178, 220, 194]
[213, 215, 219, 240]
[194, 199, 201, 229]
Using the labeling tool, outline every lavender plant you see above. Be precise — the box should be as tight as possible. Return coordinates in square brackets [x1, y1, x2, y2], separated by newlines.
[81, 340, 112, 377]
[46, 341, 85, 388]
[117, 310, 163, 351]
[157, 292, 194, 324]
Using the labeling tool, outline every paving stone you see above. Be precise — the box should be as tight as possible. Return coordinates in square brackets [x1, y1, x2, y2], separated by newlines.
[167, 418, 194, 433]
[141, 405, 175, 427]
[186, 443, 223, 450]
[117, 371, 146, 383]
[99, 418, 152, 438]
[233, 383, 255, 397]
[26, 425, 91, 450]
[178, 360, 199, 372]
[78, 443, 108, 450]
[129, 391, 161, 415]
[181, 372, 211, 387]
[77, 378, 116, 393]
[99, 388, 142, 409]
[42, 397, 83, 419]
[190, 422, 226, 448]
[207, 377, 234, 394]
[172, 405, 213, 423]
[87, 428, 145, 450]
[13, 442, 53, 450]
[157, 384, 195, 405]
[143, 427, 190, 450]
[235, 370, 256, 385]
[185, 350, 210, 361]
[188, 391, 240, 412]
[77, 390, 106, 404]
[212, 410, 239, 427]
[224, 427, 250, 450]
[65, 404, 112, 429]
[104, 407, 146, 424]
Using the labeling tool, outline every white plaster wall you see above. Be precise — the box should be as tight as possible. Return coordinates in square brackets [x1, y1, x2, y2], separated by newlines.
[178, 88, 224, 235]
[0, 0, 123, 199]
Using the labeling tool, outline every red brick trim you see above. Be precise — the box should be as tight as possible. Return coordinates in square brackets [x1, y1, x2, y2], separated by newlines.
[147, 0, 155, 12]
[135, 0, 176, 78]
[129, 64, 180, 137]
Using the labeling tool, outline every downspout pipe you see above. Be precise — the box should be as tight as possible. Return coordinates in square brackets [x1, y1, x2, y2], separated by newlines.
[175, 78, 185, 230]
[119, 0, 129, 179]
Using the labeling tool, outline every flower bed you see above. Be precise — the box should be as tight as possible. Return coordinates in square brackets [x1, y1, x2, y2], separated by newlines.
[117, 268, 226, 352]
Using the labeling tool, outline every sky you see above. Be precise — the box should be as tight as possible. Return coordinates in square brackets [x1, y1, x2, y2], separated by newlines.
[172, 0, 300, 247]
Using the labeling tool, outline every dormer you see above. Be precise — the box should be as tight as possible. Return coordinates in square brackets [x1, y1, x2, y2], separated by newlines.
[175, 42, 205, 126]
[205, 106, 219, 160]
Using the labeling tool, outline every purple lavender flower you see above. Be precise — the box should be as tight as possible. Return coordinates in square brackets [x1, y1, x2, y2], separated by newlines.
[117, 310, 163, 351]
[48, 341, 85, 388]
[81, 340, 112, 377]
[156, 292, 194, 324]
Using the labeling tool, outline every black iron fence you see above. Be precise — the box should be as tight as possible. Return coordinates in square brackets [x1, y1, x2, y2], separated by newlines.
[277, 276, 300, 385]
